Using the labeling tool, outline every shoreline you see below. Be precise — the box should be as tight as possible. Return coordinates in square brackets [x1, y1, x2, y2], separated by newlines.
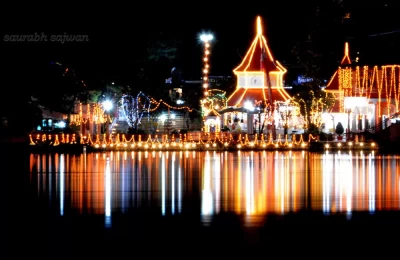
[22, 141, 384, 153]
[3, 134, 397, 153]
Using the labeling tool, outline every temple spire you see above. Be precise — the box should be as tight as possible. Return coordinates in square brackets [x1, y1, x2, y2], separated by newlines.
[340, 42, 352, 65]
[257, 16, 262, 36]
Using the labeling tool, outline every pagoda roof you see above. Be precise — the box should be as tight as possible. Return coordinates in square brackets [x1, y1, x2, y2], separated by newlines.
[340, 42, 352, 66]
[233, 16, 285, 73]
[326, 71, 339, 91]
[227, 88, 290, 107]
[326, 42, 351, 91]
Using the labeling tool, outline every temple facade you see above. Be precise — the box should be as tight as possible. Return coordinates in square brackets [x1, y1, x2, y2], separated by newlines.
[217, 16, 301, 136]
[324, 42, 400, 133]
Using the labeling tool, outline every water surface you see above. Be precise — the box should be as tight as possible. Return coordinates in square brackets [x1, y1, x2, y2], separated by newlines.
[9, 148, 400, 258]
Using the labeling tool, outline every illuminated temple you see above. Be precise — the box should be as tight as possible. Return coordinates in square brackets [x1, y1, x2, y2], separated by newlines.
[218, 16, 294, 135]
[324, 42, 400, 132]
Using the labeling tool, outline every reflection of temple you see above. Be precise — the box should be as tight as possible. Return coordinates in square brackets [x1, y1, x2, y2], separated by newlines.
[311, 151, 400, 213]
[219, 16, 295, 136]
[30, 151, 400, 226]
[325, 42, 400, 132]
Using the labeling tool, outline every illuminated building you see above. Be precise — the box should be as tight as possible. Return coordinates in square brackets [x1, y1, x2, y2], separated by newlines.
[69, 101, 111, 136]
[218, 16, 297, 136]
[324, 42, 400, 133]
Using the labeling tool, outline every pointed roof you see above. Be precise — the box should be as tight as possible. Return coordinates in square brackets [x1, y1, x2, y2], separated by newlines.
[225, 16, 290, 108]
[233, 16, 285, 73]
[340, 42, 352, 66]
[326, 42, 352, 92]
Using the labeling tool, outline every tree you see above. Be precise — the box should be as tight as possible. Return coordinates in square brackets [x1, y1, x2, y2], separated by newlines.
[134, 32, 182, 99]
[121, 92, 151, 132]
[290, 84, 336, 129]
[0, 99, 42, 136]
[2, 58, 43, 135]
[33, 62, 89, 127]
[291, 1, 350, 85]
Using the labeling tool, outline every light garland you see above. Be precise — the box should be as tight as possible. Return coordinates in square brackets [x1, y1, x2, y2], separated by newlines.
[30, 132, 313, 149]
[148, 97, 193, 112]
[70, 102, 110, 126]
[70, 94, 193, 127]
[28, 132, 377, 151]
[337, 65, 400, 116]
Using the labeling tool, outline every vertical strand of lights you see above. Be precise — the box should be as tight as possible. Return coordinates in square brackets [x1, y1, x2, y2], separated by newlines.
[200, 34, 213, 124]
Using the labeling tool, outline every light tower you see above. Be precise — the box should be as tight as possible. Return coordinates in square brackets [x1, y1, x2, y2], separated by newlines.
[200, 33, 213, 130]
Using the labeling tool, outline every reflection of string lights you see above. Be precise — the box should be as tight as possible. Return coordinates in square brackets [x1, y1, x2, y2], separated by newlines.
[31, 149, 394, 220]
[161, 154, 166, 216]
[59, 154, 65, 216]
[105, 155, 112, 228]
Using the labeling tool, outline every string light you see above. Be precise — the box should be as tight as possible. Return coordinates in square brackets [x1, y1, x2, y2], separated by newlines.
[331, 65, 400, 116]
[70, 102, 109, 126]
[70, 92, 193, 127]
[29, 132, 377, 151]
[326, 43, 400, 119]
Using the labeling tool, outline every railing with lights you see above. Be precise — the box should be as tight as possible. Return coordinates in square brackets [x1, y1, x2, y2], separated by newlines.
[28, 133, 379, 151]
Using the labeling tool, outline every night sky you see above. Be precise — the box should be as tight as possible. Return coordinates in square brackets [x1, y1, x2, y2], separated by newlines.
[2, 2, 400, 89]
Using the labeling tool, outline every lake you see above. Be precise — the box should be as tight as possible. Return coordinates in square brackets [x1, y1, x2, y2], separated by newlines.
[7, 145, 400, 258]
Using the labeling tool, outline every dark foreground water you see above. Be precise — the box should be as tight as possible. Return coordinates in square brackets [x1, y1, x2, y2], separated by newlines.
[7, 144, 400, 258]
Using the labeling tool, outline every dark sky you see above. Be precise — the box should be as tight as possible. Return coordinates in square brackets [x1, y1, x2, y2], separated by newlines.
[2, 2, 400, 89]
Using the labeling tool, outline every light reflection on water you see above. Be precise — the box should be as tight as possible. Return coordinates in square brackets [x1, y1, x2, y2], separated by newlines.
[29, 150, 400, 227]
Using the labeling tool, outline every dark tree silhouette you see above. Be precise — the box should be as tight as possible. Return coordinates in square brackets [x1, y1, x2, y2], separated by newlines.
[291, 1, 350, 85]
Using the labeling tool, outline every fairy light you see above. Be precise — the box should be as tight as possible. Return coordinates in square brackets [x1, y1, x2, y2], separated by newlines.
[330, 64, 400, 116]
[30, 131, 378, 153]
[70, 102, 109, 126]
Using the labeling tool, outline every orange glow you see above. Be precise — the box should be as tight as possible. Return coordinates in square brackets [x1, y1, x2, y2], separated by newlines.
[228, 16, 290, 107]
[257, 16, 262, 36]
[29, 132, 333, 150]
[233, 17, 277, 73]
[340, 42, 352, 65]
[326, 71, 338, 89]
